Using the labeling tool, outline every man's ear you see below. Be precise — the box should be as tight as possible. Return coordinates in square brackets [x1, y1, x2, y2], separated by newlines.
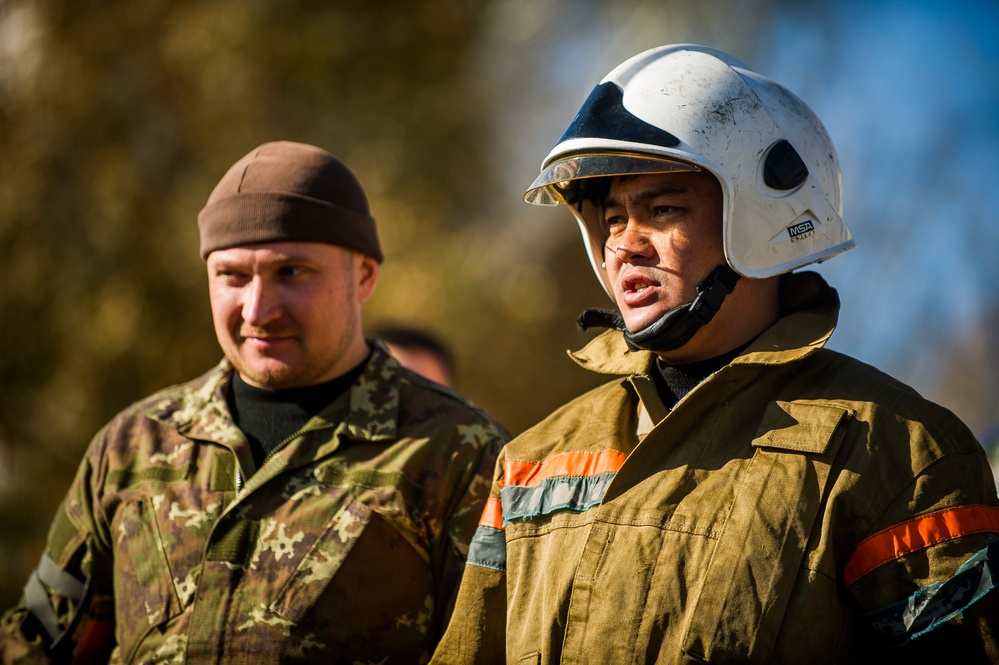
[356, 255, 379, 304]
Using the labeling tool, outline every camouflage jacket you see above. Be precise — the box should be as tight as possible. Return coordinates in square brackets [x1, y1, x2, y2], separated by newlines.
[433, 272, 999, 664]
[0, 342, 508, 664]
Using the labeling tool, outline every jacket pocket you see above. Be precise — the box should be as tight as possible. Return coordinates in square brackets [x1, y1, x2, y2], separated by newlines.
[269, 491, 374, 623]
[111, 499, 182, 652]
[681, 400, 851, 663]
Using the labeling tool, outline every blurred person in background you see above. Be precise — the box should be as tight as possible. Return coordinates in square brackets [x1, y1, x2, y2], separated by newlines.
[0, 141, 508, 664]
[434, 45, 998, 663]
[372, 325, 455, 388]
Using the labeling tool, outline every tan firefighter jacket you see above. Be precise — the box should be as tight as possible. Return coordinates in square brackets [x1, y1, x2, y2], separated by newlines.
[432, 271, 999, 664]
[0, 342, 508, 664]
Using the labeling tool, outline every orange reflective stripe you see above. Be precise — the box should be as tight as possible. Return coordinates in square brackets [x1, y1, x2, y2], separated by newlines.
[478, 496, 504, 529]
[502, 450, 627, 488]
[844, 504, 999, 585]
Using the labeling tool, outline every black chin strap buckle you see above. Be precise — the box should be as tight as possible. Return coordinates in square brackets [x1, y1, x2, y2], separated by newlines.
[689, 265, 741, 324]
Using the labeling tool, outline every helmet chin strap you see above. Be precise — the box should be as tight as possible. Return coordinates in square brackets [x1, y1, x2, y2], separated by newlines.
[577, 265, 741, 353]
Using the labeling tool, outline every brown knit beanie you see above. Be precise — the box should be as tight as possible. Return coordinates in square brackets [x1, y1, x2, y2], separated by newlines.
[198, 141, 383, 262]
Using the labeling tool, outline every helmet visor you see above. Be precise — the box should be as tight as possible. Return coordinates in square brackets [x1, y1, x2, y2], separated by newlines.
[524, 152, 698, 205]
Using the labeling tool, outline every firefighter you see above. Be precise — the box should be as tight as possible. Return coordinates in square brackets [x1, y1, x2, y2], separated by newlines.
[433, 45, 998, 664]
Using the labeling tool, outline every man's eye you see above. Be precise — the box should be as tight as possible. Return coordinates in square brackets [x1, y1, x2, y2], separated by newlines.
[653, 205, 678, 216]
[216, 270, 247, 282]
[604, 214, 626, 227]
[278, 266, 306, 278]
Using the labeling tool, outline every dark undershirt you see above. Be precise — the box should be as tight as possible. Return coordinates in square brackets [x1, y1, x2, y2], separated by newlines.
[227, 356, 369, 468]
[652, 344, 748, 411]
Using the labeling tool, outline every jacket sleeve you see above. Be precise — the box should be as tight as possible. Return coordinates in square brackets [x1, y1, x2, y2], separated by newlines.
[0, 432, 115, 665]
[431, 453, 509, 664]
[430, 419, 508, 638]
[845, 432, 999, 656]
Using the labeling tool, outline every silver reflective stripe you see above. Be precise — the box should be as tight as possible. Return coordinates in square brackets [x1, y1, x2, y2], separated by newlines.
[23, 573, 61, 642]
[466, 525, 507, 572]
[37, 553, 85, 602]
[23, 553, 87, 643]
[500, 472, 616, 523]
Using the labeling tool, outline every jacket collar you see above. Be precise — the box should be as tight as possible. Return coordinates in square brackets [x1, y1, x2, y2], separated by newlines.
[164, 340, 403, 446]
[342, 339, 401, 442]
[569, 271, 840, 377]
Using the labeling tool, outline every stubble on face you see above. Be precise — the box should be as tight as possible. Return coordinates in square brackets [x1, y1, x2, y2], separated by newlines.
[230, 287, 358, 390]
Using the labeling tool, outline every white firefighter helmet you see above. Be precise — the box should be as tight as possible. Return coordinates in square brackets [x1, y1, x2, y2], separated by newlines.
[524, 44, 854, 296]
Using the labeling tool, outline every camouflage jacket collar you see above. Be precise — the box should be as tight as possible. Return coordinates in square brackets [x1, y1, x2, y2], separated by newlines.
[569, 271, 840, 377]
[157, 340, 404, 447]
[341, 339, 402, 443]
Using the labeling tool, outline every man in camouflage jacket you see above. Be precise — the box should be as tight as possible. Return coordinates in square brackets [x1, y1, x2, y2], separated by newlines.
[0, 141, 507, 664]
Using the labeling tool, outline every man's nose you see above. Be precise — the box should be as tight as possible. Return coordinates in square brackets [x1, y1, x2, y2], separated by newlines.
[609, 220, 654, 263]
[242, 276, 280, 326]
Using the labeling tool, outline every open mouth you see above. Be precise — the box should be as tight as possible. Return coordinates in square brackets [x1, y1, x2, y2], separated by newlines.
[623, 273, 660, 293]
[626, 279, 653, 293]
[620, 272, 662, 306]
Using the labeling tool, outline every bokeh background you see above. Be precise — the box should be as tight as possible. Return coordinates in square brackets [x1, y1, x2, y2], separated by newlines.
[1, 0, 996, 608]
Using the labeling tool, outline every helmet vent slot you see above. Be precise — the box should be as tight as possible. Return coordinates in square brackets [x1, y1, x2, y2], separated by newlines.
[763, 139, 808, 190]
